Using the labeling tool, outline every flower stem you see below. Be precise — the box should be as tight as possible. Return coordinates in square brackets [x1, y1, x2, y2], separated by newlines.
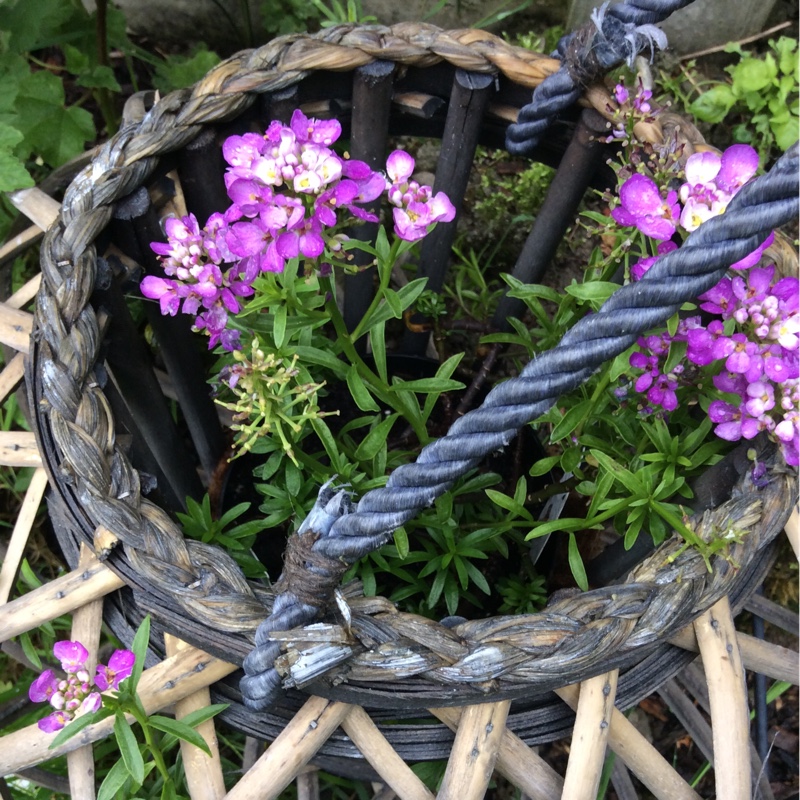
[350, 237, 402, 342]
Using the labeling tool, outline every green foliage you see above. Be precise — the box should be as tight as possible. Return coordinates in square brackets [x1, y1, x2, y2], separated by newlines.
[152, 45, 222, 94]
[176, 494, 268, 578]
[688, 37, 799, 159]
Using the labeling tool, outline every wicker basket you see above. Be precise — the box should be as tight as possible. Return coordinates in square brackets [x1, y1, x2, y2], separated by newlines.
[0, 22, 797, 800]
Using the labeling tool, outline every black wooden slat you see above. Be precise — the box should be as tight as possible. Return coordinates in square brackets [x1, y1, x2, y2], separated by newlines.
[401, 69, 495, 355]
[94, 272, 203, 511]
[491, 108, 609, 329]
[112, 188, 227, 481]
[343, 60, 395, 342]
[177, 127, 230, 226]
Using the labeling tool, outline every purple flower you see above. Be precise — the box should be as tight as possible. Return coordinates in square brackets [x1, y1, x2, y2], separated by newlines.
[94, 649, 135, 692]
[708, 400, 743, 441]
[386, 150, 415, 184]
[38, 711, 71, 733]
[611, 173, 679, 240]
[54, 641, 89, 674]
[686, 320, 733, 366]
[730, 231, 774, 271]
[716, 144, 760, 193]
[744, 381, 775, 417]
[29, 670, 59, 703]
[290, 108, 341, 146]
[699, 277, 735, 317]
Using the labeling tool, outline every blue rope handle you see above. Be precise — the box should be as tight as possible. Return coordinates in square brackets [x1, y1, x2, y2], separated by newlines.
[240, 143, 800, 709]
[506, 0, 695, 155]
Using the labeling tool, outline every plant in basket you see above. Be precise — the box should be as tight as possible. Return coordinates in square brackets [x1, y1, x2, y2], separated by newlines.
[139, 88, 798, 612]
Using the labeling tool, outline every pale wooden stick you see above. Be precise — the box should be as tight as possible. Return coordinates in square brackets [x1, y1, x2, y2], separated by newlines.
[556, 685, 701, 800]
[0, 468, 49, 604]
[670, 626, 799, 684]
[0, 305, 32, 353]
[224, 696, 352, 800]
[561, 671, 619, 800]
[0, 431, 41, 468]
[340, 705, 434, 800]
[0, 552, 124, 642]
[164, 634, 226, 800]
[0, 226, 43, 267]
[296, 768, 319, 800]
[436, 700, 510, 800]
[694, 596, 751, 800]
[6, 188, 61, 230]
[431, 707, 564, 800]
[785, 507, 799, 559]
[6, 274, 42, 310]
[0, 352, 25, 405]
[0, 646, 238, 773]
[67, 544, 106, 800]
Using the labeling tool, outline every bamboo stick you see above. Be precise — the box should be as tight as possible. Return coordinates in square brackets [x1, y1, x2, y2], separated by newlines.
[224, 696, 352, 800]
[0, 306, 32, 353]
[785, 507, 799, 559]
[6, 188, 61, 231]
[561, 671, 619, 800]
[431, 707, 564, 800]
[670, 626, 799, 684]
[0, 353, 25, 405]
[556, 685, 701, 800]
[0, 646, 238, 773]
[340, 706, 434, 800]
[164, 634, 226, 800]
[296, 769, 320, 800]
[0, 468, 48, 604]
[0, 226, 43, 268]
[0, 553, 124, 642]
[436, 700, 510, 800]
[694, 596, 751, 800]
[67, 544, 106, 800]
[0, 431, 41, 467]
[6, 274, 42, 310]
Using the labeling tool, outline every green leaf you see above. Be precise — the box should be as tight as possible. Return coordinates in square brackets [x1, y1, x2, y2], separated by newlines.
[564, 281, 619, 303]
[732, 54, 778, 93]
[485, 489, 532, 520]
[97, 758, 132, 800]
[148, 715, 211, 756]
[129, 615, 151, 693]
[689, 84, 737, 123]
[11, 71, 95, 166]
[115, 711, 145, 784]
[19, 631, 41, 670]
[354, 413, 397, 461]
[393, 527, 410, 559]
[346, 365, 380, 412]
[153, 46, 222, 93]
[390, 377, 464, 394]
[550, 401, 591, 442]
[370, 321, 388, 383]
[567, 532, 588, 591]
[273, 304, 287, 349]
[591, 449, 644, 495]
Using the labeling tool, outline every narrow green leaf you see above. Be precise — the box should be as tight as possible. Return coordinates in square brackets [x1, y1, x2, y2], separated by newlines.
[568, 532, 589, 591]
[115, 710, 145, 784]
[354, 413, 397, 461]
[393, 527, 410, 559]
[346, 365, 380, 412]
[551, 402, 591, 442]
[148, 715, 211, 756]
[370, 322, 388, 383]
[485, 489, 531, 520]
[273, 304, 287, 349]
[564, 281, 619, 303]
[129, 615, 151, 693]
[50, 706, 112, 749]
[529, 455, 560, 477]
[390, 377, 464, 394]
[97, 758, 132, 800]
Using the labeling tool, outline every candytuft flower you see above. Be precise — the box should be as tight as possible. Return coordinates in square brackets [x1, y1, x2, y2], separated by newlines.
[30, 642, 136, 733]
[611, 173, 679, 240]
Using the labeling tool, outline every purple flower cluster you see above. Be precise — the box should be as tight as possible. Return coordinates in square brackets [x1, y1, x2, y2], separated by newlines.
[605, 79, 657, 142]
[628, 265, 799, 465]
[612, 144, 771, 273]
[29, 641, 135, 732]
[141, 110, 455, 351]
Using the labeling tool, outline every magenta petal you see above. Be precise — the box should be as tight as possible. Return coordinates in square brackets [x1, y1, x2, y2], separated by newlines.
[81, 693, 102, 714]
[108, 649, 135, 676]
[619, 173, 661, 214]
[299, 230, 325, 259]
[637, 215, 676, 241]
[227, 222, 268, 258]
[715, 421, 743, 441]
[38, 712, 68, 733]
[716, 144, 759, 193]
[54, 641, 89, 672]
[276, 231, 299, 259]
[611, 206, 637, 227]
[29, 670, 59, 702]
[386, 150, 415, 183]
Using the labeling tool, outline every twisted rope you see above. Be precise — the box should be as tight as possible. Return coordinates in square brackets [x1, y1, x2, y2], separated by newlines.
[240, 143, 800, 708]
[506, 0, 695, 155]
